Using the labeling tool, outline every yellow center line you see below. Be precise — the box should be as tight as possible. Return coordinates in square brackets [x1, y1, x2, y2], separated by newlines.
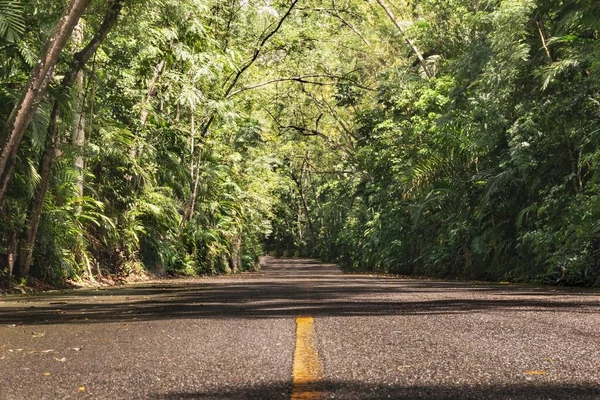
[291, 316, 323, 400]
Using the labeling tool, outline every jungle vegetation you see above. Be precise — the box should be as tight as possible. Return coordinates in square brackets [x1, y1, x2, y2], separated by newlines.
[1, 0, 599, 286]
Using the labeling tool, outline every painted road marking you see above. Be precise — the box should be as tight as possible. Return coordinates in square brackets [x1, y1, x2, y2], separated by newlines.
[291, 316, 323, 400]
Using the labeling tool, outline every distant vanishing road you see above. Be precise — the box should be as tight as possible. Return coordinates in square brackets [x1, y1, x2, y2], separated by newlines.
[0, 258, 599, 399]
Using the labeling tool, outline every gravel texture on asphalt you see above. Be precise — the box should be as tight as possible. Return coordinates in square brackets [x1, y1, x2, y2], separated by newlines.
[0, 257, 598, 399]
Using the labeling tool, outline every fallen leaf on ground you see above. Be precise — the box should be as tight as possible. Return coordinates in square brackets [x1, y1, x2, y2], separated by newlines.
[31, 332, 45, 338]
[54, 357, 66, 362]
[524, 370, 546, 375]
[43, 372, 51, 376]
[79, 386, 86, 392]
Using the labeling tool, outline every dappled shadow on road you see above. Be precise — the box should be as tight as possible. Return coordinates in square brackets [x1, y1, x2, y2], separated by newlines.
[152, 380, 600, 399]
[0, 258, 598, 326]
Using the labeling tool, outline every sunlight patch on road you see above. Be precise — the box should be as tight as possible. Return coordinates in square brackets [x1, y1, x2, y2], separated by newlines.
[291, 316, 323, 400]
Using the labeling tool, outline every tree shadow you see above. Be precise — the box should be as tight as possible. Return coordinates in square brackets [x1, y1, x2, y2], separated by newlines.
[0, 259, 598, 326]
[152, 380, 600, 399]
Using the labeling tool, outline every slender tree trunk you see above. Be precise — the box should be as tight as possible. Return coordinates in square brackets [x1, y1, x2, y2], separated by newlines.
[72, 21, 91, 276]
[72, 21, 86, 205]
[230, 235, 241, 273]
[6, 231, 17, 286]
[331, 0, 370, 46]
[186, 113, 200, 222]
[139, 59, 166, 128]
[536, 18, 552, 62]
[15, 103, 60, 278]
[375, 0, 432, 78]
[297, 205, 303, 240]
[291, 164, 317, 255]
[14, 0, 124, 279]
[0, 0, 93, 207]
[181, 124, 203, 228]
[190, 112, 195, 187]
[221, 0, 238, 51]
[132, 57, 166, 161]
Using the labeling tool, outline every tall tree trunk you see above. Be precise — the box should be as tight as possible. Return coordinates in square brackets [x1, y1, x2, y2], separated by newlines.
[71, 20, 91, 276]
[72, 21, 86, 205]
[375, 0, 432, 79]
[15, 0, 124, 279]
[189, 111, 195, 192]
[15, 103, 60, 278]
[0, 0, 93, 207]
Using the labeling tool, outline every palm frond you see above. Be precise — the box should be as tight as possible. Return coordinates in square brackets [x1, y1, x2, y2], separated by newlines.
[0, 0, 25, 43]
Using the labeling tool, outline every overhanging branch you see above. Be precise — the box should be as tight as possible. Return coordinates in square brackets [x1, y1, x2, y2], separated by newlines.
[228, 74, 336, 97]
[223, 0, 300, 97]
[228, 73, 375, 98]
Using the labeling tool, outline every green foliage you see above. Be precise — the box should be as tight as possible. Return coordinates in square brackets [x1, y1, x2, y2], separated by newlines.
[0, 0, 25, 43]
[264, 0, 600, 286]
[1, 0, 599, 287]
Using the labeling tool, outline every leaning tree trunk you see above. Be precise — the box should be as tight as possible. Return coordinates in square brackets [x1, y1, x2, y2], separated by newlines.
[15, 0, 124, 279]
[139, 59, 166, 128]
[15, 103, 61, 278]
[0, 0, 93, 207]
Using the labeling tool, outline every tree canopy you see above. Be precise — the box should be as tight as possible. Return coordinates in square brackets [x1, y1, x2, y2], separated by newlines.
[1, 0, 599, 286]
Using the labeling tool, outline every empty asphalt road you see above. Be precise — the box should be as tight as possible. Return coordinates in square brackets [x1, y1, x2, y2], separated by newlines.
[0, 258, 599, 399]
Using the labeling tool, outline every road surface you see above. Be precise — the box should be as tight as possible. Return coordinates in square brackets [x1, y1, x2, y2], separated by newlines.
[0, 258, 599, 399]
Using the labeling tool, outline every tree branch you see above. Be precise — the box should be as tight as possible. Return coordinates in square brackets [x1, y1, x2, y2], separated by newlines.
[375, 0, 432, 78]
[228, 74, 335, 97]
[223, 0, 300, 97]
[331, 0, 370, 46]
[200, 0, 300, 139]
[228, 73, 375, 98]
